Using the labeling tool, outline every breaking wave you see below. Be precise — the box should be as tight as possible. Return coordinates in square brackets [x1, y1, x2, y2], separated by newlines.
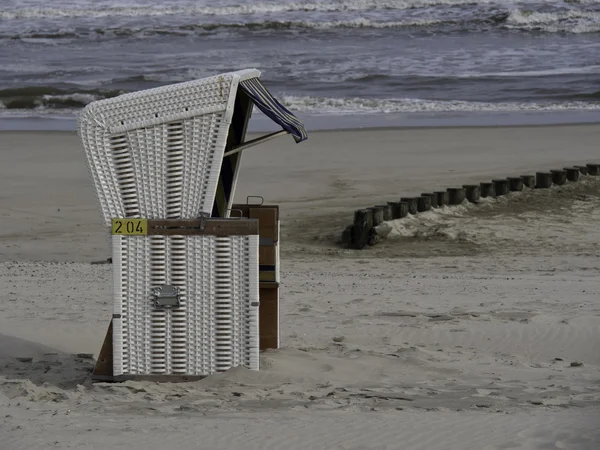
[0, 18, 468, 40]
[504, 9, 600, 33]
[0, 0, 547, 20]
[2, 9, 600, 39]
[0, 87, 120, 109]
[2, 85, 599, 113]
[279, 95, 600, 114]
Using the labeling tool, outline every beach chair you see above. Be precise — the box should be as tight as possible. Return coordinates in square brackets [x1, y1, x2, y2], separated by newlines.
[78, 69, 307, 380]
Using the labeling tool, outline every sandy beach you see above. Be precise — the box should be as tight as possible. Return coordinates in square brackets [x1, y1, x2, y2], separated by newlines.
[1, 125, 600, 449]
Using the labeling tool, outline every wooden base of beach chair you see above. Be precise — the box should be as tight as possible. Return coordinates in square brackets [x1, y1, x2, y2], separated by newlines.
[91, 319, 114, 381]
[233, 202, 280, 350]
[259, 282, 280, 350]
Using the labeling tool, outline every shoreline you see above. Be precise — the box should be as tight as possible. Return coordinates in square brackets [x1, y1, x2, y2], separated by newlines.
[2, 109, 600, 133]
[1, 119, 600, 136]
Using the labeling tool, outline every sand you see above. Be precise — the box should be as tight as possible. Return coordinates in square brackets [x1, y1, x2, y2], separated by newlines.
[1, 125, 599, 449]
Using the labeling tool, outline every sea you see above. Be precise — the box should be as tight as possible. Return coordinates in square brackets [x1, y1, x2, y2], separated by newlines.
[1, 0, 600, 131]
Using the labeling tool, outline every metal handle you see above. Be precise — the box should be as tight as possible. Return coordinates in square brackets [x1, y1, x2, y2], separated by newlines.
[246, 195, 264, 206]
[197, 212, 210, 231]
[227, 208, 245, 219]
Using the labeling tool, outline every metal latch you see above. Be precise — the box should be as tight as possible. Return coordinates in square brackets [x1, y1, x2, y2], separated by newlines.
[198, 211, 210, 231]
[152, 285, 181, 308]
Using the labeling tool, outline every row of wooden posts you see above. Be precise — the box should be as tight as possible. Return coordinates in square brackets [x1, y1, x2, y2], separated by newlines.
[342, 163, 600, 250]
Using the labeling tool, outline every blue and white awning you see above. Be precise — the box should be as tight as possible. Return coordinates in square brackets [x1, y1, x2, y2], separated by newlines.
[240, 78, 308, 143]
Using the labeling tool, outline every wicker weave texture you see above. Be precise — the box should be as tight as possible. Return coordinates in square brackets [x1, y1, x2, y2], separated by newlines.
[78, 70, 261, 227]
[112, 234, 259, 376]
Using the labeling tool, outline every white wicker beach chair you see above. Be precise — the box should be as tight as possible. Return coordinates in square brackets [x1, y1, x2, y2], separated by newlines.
[79, 69, 246, 224]
[78, 68, 307, 225]
[78, 69, 306, 378]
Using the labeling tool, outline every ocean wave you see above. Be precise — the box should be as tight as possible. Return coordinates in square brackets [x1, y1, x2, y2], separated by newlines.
[0, 0, 534, 20]
[279, 95, 600, 114]
[504, 9, 600, 33]
[570, 90, 600, 100]
[0, 18, 463, 40]
[451, 65, 600, 78]
[2, 84, 599, 113]
[2, 95, 599, 116]
[0, 87, 120, 109]
[346, 66, 600, 83]
[2, 9, 599, 39]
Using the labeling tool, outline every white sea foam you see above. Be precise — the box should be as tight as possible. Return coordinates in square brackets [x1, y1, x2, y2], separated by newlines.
[0, 107, 78, 118]
[280, 96, 600, 114]
[2, 4, 599, 35]
[0, 0, 585, 20]
[505, 9, 600, 33]
[0, 19, 461, 40]
[1, 93, 598, 116]
[42, 93, 100, 106]
[447, 65, 600, 78]
[0, 2, 434, 19]
[285, 18, 448, 29]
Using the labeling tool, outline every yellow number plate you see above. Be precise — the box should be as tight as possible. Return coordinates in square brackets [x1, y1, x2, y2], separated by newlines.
[111, 218, 147, 235]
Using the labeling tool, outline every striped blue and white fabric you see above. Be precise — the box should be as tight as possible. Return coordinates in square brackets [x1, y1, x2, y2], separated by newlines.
[240, 78, 308, 143]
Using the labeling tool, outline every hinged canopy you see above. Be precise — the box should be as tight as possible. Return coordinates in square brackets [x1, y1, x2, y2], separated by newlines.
[239, 78, 308, 143]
